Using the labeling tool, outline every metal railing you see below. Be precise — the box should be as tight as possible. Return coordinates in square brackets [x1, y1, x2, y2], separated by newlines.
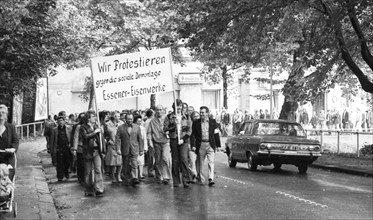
[305, 129, 373, 157]
[15, 121, 44, 140]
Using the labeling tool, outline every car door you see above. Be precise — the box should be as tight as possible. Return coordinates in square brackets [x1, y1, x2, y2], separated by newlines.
[236, 122, 253, 161]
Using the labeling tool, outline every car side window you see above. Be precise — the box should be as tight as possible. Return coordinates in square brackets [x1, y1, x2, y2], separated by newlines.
[243, 122, 253, 135]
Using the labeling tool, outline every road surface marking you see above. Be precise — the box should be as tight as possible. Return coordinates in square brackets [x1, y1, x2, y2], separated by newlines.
[216, 175, 248, 185]
[276, 191, 328, 208]
[313, 179, 372, 193]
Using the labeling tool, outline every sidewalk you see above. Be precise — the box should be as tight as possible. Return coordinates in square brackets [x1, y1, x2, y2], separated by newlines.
[310, 153, 373, 177]
[7, 137, 59, 220]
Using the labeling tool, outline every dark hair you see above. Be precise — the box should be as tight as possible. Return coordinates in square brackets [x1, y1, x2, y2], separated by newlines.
[68, 114, 75, 119]
[125, 112, 133, 120]
[200, 106, 209, 113]
[58, 111, 66, 117]
[82, 110, 96, 124]
[99, 111, 109, 121]
[172, 99, 183, 111]
[145, 109, 153, 118]
[78, 112, 85, 124]
[133, 114, 142, 123]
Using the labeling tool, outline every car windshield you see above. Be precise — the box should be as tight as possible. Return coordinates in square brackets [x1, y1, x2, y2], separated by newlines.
[252, 122, 306, 137]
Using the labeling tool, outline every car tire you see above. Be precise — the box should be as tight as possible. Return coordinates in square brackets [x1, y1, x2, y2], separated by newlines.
[298, 164, 308, 174]
[247, 153, 257, 171]
[228, 153, 237, 168]
[273, 163, 282, 171]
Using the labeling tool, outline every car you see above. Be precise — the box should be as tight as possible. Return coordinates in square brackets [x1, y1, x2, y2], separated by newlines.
[225, 119, 321, 174]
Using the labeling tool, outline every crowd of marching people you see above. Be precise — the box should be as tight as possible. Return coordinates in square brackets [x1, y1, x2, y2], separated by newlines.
[43, 99, 221, 197]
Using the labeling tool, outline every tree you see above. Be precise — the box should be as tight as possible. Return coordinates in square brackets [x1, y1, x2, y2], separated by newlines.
[155, 0, 372, 119]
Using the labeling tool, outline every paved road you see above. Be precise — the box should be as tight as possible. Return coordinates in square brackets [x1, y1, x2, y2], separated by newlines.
[40, 139, 372, 219]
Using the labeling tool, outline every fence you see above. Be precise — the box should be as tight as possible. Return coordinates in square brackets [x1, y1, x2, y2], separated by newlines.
[15, 121, 44, 140]
[305, 129, 373, 157]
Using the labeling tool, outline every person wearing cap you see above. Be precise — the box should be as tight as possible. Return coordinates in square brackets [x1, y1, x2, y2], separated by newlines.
[50, 114, 73, 181]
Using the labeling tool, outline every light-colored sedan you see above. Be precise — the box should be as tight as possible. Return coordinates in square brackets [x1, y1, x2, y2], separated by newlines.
[225, 119, 322, 173]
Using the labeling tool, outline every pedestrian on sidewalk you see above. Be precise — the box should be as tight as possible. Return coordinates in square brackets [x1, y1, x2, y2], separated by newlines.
[80, 110, 105, 197]
[0, 104, 18, 166]
[50, 115, 73, 181]
[147, 105, 172, 184]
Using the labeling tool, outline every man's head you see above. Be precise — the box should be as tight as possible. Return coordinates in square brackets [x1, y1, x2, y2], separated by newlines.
[200, 106, 210, 121]
[172, 99, 183, 114]
[155, 105, 164, 118]
[188, 106, 195, 116]
[125, 113, 134, 126]
[56, 116, 66, 127]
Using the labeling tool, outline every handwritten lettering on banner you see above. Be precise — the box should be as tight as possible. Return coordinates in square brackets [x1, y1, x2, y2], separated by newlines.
[90, 48, 173, 103]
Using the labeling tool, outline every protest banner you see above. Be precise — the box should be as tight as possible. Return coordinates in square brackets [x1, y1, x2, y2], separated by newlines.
[90, 48, 177, 148]
[90, 47, 174, 104]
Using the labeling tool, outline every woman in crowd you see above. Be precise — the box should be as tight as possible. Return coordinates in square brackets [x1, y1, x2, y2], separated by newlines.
[104, 111, 124, 183]
[134, 115, 147, 180]
[0, 104, 18, 169]
[80, 110, 105, 197]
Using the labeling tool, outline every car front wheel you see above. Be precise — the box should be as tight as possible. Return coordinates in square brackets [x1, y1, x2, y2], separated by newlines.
[247, 153, 257, 171]
[298, 164, 308, 174]
[228, 152, 237, 168]
[274, 163, 282, 171]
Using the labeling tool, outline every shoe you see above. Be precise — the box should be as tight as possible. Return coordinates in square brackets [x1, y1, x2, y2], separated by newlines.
[58, 179, 63, 182]
[95, 191, 104, 197]
[140, 176, 145, 180]
[183, 182, 189, 188]
[208, 179, 215, 186]
[148, 173, 155, 178]
[84, 191, 95, 197]
[133, 179, 140, 184]
[112, 179, 117, 183]
[65, 174, 70, 179]
[117, 177, 123, 183]
[162, 179, 169, 185]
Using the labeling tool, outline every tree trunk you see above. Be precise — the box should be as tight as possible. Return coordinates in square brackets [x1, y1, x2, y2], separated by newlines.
[279, 46, 305, 121]
[221, 65, 228, 109]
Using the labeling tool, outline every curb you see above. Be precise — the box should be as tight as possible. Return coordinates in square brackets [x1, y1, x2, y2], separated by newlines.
[34, 165, 60, 220]
[310, 164, 373, 177]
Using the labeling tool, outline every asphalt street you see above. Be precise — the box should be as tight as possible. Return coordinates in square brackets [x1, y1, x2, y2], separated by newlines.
[38, 138, 372, 220]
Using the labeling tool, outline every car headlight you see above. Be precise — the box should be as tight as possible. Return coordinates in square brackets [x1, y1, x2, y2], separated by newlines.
[260, 143, 271, 150]
[308, 145, 321, 151]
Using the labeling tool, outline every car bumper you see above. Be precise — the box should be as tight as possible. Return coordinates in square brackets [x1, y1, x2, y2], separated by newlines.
[255, 150, 321, 165]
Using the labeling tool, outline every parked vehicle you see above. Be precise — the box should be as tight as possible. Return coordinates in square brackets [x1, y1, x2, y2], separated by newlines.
[225, 119, 321, 174]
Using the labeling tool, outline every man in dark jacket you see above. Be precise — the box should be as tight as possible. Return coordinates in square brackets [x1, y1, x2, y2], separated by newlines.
[50, 116, 73, 181]
[191, 106, 221, 186]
